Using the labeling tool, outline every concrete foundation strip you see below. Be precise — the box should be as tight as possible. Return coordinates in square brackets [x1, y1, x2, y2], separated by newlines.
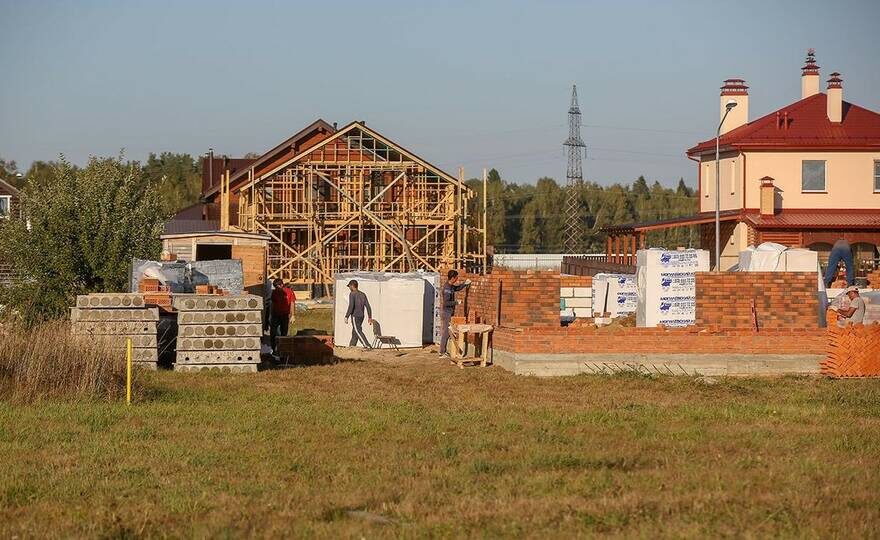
[76, 294, 145, 308]
[174, 363, 258, 373]
[70, 307, 159, 322]
[178, 311, 262, 324]
[72, 321, 158, 335]
[175, 350, 260, 364]
[172, 295, 262, 312]
[176, 337, 261, 351]
[178, 324, 262, 337]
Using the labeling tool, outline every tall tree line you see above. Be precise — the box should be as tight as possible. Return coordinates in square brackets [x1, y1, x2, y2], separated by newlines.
[1, 153, 202, 216]
[466, 169, 698, 253]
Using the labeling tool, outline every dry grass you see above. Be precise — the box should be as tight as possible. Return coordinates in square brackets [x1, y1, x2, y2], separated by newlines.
[0, 320, 140, 402]
[1, 355, 879, 537]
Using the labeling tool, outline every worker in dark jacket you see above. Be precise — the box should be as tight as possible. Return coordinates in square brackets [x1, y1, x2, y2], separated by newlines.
[440, 269, 470, 358]
[344, 280, 373, 348]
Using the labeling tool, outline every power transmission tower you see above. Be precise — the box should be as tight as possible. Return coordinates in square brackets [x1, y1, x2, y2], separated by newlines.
[563, 84, 586, 253]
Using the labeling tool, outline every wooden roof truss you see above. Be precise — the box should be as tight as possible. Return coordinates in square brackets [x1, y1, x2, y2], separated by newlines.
[233, 123, 487, 289]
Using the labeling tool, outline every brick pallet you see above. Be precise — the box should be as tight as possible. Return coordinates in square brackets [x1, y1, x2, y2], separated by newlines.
[71, 296, 159, 369]
[173, 294, 263, 372]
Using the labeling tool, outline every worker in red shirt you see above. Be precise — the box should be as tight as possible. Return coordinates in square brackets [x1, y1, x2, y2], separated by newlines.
[270, 278, 296, 351]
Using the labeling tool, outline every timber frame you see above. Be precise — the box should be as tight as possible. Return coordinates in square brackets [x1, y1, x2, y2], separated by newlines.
[218, 121, 487, 293]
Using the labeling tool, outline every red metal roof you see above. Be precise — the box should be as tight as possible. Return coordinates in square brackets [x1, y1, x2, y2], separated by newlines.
[743, 210, 880, 230]
[687, 93, 880, 155]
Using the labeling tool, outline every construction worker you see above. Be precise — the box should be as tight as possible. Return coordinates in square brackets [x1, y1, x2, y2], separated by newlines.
[344, 280, 373, 348]
[833, 286, 866, 327]
[439, 269, 471, 358]
[824, 239, 855, 287]
[270, 278, 295, 351]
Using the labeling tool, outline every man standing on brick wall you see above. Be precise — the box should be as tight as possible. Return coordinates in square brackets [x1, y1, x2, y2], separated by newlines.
[439, 270, 470, 358]
[833, 286, 866, 327]
[344, 280, 373, 348]
[824, 239, 855, 287]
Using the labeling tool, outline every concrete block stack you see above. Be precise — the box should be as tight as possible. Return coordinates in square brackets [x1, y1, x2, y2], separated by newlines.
[72, 294, 159, 369]
[173, 294, 263, 373]
[591, 273, 637, 318]
[560, 285, 592, 318]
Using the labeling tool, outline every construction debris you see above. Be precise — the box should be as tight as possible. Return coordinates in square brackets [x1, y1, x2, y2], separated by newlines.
[71, 295, 159, 369]
[173, 294, 263, 372]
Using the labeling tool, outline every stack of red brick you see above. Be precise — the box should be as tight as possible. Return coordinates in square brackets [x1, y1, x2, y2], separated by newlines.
[695, 272, 818, 329]
[821, 310, 880, 377]
[866, 268, 880, 287]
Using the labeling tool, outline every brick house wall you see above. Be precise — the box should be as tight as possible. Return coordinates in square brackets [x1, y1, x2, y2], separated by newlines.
[694, 272, 819, 329]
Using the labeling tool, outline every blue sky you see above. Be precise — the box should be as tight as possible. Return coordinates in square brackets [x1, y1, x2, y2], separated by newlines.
[1, 0, 878, 187]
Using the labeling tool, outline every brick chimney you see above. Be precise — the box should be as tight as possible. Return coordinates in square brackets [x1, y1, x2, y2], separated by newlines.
[827, 72, 843, 123]
[720, 79, 749, 135]
[801, 49, 820, 99]
[760, 176, 776, 215]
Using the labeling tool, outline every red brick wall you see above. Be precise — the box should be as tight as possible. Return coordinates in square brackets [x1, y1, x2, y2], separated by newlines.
[560, 275, 592, 288]
[453, 269, 825, 357]
[495, 326, 825, 355]
[460, 269, 561, 328]
[695, 272, 819, 330]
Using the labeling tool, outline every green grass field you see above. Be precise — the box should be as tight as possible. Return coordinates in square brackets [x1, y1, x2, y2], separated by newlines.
[2, 359, 879, 537]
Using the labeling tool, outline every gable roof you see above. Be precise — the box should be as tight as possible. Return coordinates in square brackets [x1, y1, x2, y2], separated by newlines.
[203, 118, 335, 199]
[0, 178, 21, 196]
[237, 121, 466, 192]
[687, 93, 880, 155]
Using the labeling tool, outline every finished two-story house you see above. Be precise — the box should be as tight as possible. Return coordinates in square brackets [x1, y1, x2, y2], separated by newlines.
[603, 50, 880, 272]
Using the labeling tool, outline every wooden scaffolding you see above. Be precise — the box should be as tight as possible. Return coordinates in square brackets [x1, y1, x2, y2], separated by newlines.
[226, 122, 486, 294]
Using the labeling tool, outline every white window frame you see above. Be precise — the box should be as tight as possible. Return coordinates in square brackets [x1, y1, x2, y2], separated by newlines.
[801, 159, 827, 193]
[0, 195, 11, 219]
[874, 160, 880, 193]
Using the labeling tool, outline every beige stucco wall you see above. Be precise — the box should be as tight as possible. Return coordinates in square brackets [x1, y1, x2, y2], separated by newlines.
[700, 151, 880, 212]
[699, 154, 743, 213]
[743, 151, 880, 210]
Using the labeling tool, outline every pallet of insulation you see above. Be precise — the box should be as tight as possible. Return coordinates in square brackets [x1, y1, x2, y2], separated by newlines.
[71, 296, 159, 370]
[173, 294, 263, 372]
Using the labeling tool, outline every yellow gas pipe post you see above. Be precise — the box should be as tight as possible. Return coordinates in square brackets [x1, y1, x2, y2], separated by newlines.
[125, 337, 132, 405]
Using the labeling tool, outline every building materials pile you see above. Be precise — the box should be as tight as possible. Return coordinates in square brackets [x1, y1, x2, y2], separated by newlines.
[821, 310, 880, 377]
[636, 249, 710, 328]
[333, 271, 438, 348]
[560, 284, 592, 319]
[591, 273, 637, 318]
[173, 294, 263, 372]
[72, 294, 159, 369]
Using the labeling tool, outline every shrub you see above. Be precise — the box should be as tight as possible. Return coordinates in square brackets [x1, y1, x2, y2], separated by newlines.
[0, 155, 165, 325]
[0, 320, 142, 402]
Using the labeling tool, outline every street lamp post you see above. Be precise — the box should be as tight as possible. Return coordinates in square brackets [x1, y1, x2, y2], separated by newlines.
[715, 100, 737, 271]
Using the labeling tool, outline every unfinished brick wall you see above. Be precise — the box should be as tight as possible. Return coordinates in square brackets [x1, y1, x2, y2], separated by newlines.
[695, 272, 819, 330]
[495, 325, 826, 355]
[560, 275, 593, 288]
[460, 269, 561, 328]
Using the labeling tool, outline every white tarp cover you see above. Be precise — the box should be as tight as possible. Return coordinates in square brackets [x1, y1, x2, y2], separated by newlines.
[333, 271, 436, 348]
[592, 273, 637, 317]
[636, 249, 710, 328]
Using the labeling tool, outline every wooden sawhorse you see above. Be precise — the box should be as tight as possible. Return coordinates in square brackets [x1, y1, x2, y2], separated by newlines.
[448, 323, 493, 368]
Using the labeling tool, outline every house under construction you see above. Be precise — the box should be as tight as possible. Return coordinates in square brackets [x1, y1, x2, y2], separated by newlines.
[172, 119, 486, 296]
